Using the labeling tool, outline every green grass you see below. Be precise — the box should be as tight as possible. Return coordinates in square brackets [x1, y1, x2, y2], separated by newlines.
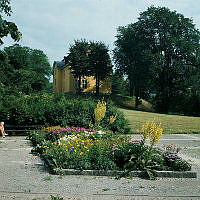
[119, 108, 200, 134]
[110, 94, 154, 112]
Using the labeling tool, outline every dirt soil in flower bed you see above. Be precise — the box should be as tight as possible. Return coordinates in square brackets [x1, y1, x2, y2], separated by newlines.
[0, 134, 200, 200]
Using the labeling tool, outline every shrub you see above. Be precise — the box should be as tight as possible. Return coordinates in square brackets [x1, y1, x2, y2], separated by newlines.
[164, 152, 191, 171]
[0, 93, 130, 134]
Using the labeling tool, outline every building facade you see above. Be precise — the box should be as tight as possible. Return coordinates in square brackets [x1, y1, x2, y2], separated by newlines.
[53, 61, 112, 93]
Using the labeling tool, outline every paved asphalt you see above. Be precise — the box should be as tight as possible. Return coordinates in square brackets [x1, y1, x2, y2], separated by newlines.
[0, 134, 200, 200]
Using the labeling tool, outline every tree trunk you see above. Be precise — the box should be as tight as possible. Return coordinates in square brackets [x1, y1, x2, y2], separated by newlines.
[129, 78, 134, 97]
[96, 74, 100, 95]
[135, 86, 140, 108]
[78, 76, 81, 94]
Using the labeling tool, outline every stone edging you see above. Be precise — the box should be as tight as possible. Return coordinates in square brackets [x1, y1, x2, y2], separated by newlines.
[53, 169, 197, 178]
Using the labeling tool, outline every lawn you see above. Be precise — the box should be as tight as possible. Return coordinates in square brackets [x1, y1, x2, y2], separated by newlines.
[119, 108, 200, 134]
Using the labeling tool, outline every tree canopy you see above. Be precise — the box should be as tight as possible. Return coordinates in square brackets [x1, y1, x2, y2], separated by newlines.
[113, 22, 153, 107]
[114, 6, 200, 113]
[1, 45, 52, 94]
[65, 39, 90, 93]
[65, 39, 112, 94]
[0, 0, 22, 45]
[138, 6, 200, 112]
[88, 41, 112, 94]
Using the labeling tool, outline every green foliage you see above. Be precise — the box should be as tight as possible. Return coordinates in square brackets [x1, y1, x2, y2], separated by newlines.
[164, 152, 191, 171]
[114, 6, 200, 115]
[139, 6, 200, 113]
[113, 142, 191, 179]
[66, 39, 90, 93]
[0, 0, 22, 45]
[50, 195, 64, 200]
[113, 22, 153, 107]
[30, 130, 127, 171]
[66, 39, 112, 94]
[113, 142, 165, 171]
[0, 93, 130, 134]
[1, 45, 52, 94]
[29, 128, 192, 180]
[112, 72, 129, 96]
[88, 41, 113, 94]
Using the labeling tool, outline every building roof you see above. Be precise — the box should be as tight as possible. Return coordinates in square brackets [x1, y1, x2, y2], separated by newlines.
[53, 61, 65, 68]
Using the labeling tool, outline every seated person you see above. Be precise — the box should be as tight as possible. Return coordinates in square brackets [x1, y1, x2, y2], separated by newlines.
[0, 122, 7, 138]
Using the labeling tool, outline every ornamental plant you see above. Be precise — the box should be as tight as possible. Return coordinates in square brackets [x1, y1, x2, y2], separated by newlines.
[140, 121, 163, 146]
[28, 125, 192, 180]
[108, 115, 117, 125]
[94, 100, 106, 123]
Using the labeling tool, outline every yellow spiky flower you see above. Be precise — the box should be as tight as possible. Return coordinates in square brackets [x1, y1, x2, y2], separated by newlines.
[140, 121, 163, 146]
[94, 100, 106, 122]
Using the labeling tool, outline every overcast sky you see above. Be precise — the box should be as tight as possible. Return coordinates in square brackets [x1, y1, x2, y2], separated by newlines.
[1, 0, 200, 66]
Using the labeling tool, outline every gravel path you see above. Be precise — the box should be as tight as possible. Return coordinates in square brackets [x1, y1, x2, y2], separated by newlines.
[0, 135, 200, 200]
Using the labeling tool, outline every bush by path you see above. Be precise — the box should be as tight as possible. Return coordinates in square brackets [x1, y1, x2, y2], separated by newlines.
[0, 93, 130, 134]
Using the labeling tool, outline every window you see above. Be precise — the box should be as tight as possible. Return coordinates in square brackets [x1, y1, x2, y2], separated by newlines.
[82, 80, 87, 89]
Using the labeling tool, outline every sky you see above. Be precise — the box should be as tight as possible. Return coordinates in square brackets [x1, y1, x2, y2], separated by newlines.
[1, 0, 200, 66]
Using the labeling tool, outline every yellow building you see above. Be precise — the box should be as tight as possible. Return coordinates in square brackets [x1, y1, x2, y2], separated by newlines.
[53, 61, 112, 93]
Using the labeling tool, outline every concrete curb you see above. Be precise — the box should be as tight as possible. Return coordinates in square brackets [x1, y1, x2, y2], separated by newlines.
[53, 169, 197, 178]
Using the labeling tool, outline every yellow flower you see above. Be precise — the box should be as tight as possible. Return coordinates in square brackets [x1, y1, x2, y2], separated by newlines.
[108, 115, 117, 124]
[42, 126, 62, 131]
[94, 100, 106, 122]
[140, 121, 163, 146]
[80, 152, 84, 155]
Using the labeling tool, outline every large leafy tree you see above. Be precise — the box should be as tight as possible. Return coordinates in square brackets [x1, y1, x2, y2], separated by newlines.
[114, 6, 200, 112]
[113, 23, 153, 108]
[2, 45, 51, 94]
[65, 39, 90, 93]
[65, 40, 112, 94]
[0, 0, 22, 45]
[88, 41, 112, 95]
[137, 6, 200, 113]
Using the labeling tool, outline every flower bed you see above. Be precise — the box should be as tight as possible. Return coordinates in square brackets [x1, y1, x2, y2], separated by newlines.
[28, 124, 193, 180]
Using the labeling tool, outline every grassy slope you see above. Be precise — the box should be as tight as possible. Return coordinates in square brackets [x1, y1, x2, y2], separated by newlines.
[110, 94, 154, 112]
[119, 108, 200, 134]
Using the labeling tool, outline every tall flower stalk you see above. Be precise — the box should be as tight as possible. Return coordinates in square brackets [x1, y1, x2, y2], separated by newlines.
[94, 100, 106, 125]
[140, 121, 163, 147]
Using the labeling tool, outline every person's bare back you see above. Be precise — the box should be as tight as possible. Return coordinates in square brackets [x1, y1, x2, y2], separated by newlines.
[0, 122, 7, 138]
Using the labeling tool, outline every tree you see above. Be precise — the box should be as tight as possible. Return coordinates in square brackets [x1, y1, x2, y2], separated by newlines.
[112, 72, 128, 96]
[66, 40, 112, 95]
[0, 0, 22, 45]
[114, 6, 200, 112]
[2, 44, 51, 94]
[113, 23, 153, 108]
[137, 6, 200, 113]
[0, 49, 11, 92]
[65, 39, 90, 93]
[88, 41, 112, 95]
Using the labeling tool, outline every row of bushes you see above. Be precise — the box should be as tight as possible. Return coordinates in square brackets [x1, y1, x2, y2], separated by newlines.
[0, 93, 130, 134]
